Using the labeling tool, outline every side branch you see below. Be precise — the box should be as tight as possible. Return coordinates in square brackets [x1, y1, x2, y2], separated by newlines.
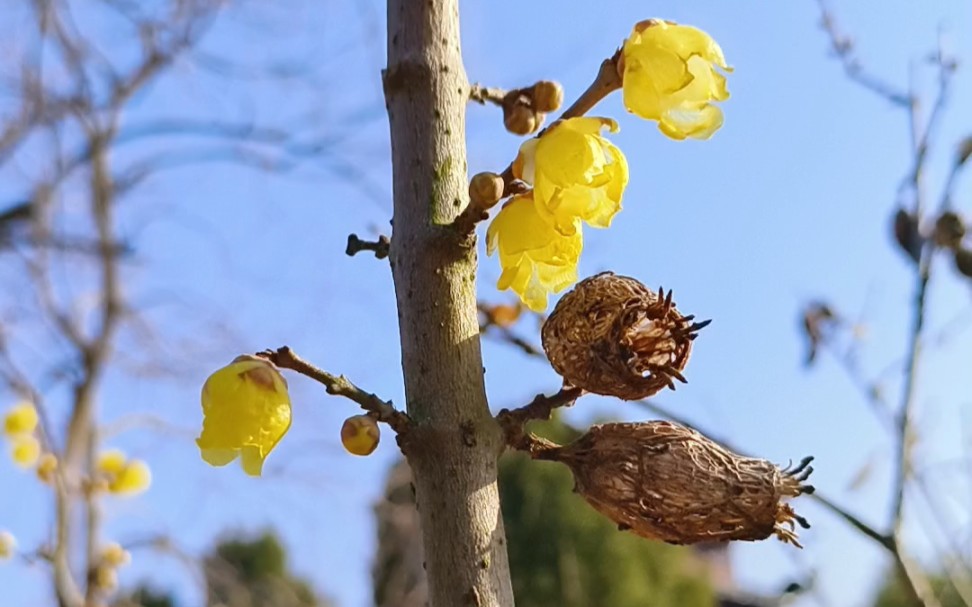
[346, 233, 390, 259]
[496, 387, 584, 454]
[259, 346, 411, 433]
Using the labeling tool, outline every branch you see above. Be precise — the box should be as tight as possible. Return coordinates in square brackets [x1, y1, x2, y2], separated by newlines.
[815, 0, 910, 106]
[468, 84, 507, 106]
[258, 346, 411, 434]
[496, 387, 584, 454]
[345, 233, 390, 259]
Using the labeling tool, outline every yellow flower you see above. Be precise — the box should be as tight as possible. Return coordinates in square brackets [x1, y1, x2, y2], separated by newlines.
[96, 449, 151, 496]
[100, 542, 131, 568]
[109, 459, 151, 495]
[486, 194, 583, 312]
[620, 19, 731, 140]
[0, 530, 16, 561]
[36, 452, 58, 483]
[197, 356, 291, 476]
[3, 402, 38, 437]
[513, 117, 628, 236]
[11, 435, 40, 468]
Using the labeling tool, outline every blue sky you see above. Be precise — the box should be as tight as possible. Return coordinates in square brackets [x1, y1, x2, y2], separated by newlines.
[1, 1, 971, 606]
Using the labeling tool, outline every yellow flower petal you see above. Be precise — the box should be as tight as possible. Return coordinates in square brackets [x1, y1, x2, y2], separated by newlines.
[97, 449, 127, 475]
[621, 20, 731, 140]
[3, 402, 38, 437]
[11, 435, 41, 468]
[516, 117, 628, 235]
[109, 459, 151, 496]
[0, 530, 16, 561]
[486, 194, 583, 312]
[196, 357, 292, 477]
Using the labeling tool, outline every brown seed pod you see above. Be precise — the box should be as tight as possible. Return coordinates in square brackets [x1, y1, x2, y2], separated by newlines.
[933, 211, 966, 249]
[955, 247, 972, 278]
[539, 421, 814, 547]
[541, 272, 708, 400]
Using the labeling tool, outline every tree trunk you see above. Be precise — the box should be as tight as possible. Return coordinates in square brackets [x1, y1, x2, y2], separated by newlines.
[383, 1, 515, 606]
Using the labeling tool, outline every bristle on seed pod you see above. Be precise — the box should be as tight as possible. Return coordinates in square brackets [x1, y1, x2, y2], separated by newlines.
[538, 421, 814, 547]
[541, 272, 708, 400]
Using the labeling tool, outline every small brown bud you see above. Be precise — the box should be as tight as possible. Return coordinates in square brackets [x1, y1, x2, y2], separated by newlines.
[933, 211, 966, 249]
[504, 104, 541, 136]
[892, 208, 923, 264]
[531, 80, 564, 113]
[542, 272, 708, 400]
[956, 135, 972, 166]
[468, 172, 505, 211]
[539, 421, 814, 547]
[955, 247, 972, 278]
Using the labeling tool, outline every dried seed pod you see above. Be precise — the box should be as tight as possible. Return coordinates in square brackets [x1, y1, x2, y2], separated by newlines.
[540, 421, 814, 547]
[933, 211, 966, 249]
[955, 247, 972, 278]
[541, 272, 708, 400]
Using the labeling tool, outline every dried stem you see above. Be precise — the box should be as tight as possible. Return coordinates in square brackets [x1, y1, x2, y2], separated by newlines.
[346, 233, 390, 259]
[258, 346, 411, 434]
[496, 387, 584, 454]
[469, 84, 507, 106]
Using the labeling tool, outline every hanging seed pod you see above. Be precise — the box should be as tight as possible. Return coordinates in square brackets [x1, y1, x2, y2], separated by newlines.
[541, 272, 709, 400]
[954, 247, 972, 279]
[539, 421, 814, 547]
[933, 211, 966, 249]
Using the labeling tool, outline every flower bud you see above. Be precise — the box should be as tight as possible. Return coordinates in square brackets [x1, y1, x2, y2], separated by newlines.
[955, 247, 972, 278]
[0, 530, 16, 561]
[36, 453, 58, 483]
[504, 104, 541, 136]
[542, 272, 708, 400]
[10, 435, 40, 468]
[341, 414, 380, 456]
[539, 421, 814, 547]
[933, 211, 966, 249]
[531, 80, 564, 113]
[957, 135, 972, 167]
[468, 172, 505, 211]
[100, 542, 131, 568]
[3, 402, 38, 437]
[893, 208, 923, 263]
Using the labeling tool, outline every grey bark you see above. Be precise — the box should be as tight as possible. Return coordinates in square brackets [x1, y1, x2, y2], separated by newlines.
[383, 0, 516, 605]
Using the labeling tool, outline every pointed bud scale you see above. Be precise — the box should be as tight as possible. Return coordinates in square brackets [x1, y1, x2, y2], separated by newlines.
[538, 421, 814, 547]
[542, 272, 707, 400]
[341, 414, 380, 456]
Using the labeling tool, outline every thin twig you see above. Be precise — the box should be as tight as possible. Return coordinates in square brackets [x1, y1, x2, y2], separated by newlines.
[468, 83, 507, 106]
[258, 346, 411, 434]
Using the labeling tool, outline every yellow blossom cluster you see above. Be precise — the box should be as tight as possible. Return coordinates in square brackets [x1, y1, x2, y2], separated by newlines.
[3, 402, 42, 469]
[487, 20, 730, 310]
[96, 449, 152, 496]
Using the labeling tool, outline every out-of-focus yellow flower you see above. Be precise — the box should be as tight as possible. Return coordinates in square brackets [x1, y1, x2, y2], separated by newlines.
[197, 356, 291, 477]
[486, 194, 583, 312]
[0, 530, 15, 561]
[96, 449, 151, 496]
[11, 435, 40, 468]
[100, 542, 131, 568]
[620, 19, 731, 140]
[92, 566, 118, 592]
[513, 117, 628, 236]
[36, 453, 58, 483]
[97, 449, 127, 475]
[3, 402, 38, 437]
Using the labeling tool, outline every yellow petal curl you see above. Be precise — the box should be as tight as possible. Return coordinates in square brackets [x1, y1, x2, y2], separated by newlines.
[621, 19, 731, 140]
[513, 117, 628, 235]
[486, 194, 583, 312]
[196, 357, 291, 476]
